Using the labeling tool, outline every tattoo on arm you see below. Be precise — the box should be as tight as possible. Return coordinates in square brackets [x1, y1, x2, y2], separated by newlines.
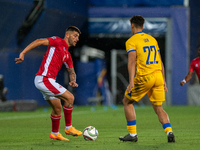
[67, 68, 76, 81]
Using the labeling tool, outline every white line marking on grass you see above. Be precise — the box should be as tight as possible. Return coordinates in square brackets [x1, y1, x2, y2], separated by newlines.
[0, 114, 49, 120]
[0, 110, 102, 120]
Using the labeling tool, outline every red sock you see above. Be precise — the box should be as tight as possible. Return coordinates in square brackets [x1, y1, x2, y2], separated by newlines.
[50, 114, 61, 133]
[63, 106, 73, 127]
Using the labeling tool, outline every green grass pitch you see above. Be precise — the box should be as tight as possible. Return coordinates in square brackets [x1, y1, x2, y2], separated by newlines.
[0, 105, 200, 150]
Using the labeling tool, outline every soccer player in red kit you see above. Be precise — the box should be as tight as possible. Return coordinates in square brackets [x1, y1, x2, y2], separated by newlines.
[15, 26, 82, 141]
[180, 45, 200, 86]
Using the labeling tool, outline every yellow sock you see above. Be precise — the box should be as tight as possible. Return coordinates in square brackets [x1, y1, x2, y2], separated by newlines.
[164, 127, 172, 133]
[127, 125, 136, 134]
[163, 123, 172, 133]
[127, 120, 137, 134]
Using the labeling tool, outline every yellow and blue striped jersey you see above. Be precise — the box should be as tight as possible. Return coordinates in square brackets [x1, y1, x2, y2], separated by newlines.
[126, 32, 162, 76]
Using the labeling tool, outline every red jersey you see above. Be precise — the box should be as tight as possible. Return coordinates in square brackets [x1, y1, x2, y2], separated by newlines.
[36, 36, 73, 79]
[189, 57, 200, 82]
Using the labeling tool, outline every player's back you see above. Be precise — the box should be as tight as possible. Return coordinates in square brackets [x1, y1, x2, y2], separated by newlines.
[126, 32, 162, 76]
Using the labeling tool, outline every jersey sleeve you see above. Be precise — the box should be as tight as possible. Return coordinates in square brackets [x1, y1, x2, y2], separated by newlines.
[126, 38, 136, 53]
[189, 60, 195, 72]
[64, 53, 73, 69]
[48, 36, 60, 47]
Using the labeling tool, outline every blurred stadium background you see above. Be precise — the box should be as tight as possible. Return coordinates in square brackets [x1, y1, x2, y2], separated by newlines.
[0, 0, 200, 108]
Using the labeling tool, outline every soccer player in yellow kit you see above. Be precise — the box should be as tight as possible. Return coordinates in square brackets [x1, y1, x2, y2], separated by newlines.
[119, 15, 175, 143]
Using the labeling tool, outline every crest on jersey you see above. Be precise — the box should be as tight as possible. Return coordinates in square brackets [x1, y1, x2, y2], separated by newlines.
[195, 64, 198, 67]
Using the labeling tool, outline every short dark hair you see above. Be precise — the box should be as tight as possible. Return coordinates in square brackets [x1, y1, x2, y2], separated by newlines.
[130, 15, 145, 28]
[66, 26, 81, 34]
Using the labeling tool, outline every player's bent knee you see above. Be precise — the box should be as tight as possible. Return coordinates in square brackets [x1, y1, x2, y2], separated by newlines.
[67, 94, 74, 103]
[63, 95, 75, 107]
[59, 91, 75, 103]
[122, 96, 133, 105]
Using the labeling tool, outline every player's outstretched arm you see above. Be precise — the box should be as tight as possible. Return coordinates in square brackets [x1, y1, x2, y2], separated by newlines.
[180, 71, 193, 86]
[67, 68, 78, 87]
[15, 38, 49, 64]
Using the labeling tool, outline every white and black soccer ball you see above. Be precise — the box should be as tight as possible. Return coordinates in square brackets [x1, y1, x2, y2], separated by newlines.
[83, 126, 98, 141]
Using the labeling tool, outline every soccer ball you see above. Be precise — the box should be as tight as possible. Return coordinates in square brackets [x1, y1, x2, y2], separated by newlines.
[83, 126, 98, 141]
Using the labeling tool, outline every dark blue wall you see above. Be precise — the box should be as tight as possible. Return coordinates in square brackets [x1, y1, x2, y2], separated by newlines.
[0, 0, 87, 106]
[0, 0, 88, 50]
[88, 0, 184, 7]
[0, 1, 32, 50]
